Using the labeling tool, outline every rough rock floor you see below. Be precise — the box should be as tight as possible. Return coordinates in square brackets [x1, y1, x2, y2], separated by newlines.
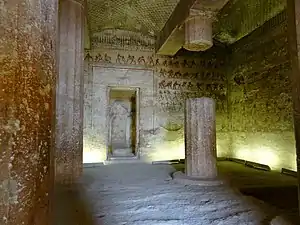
[76, 163, 276, 225]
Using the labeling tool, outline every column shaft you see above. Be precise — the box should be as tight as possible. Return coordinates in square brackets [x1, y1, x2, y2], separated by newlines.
[185, 97, 217, 179]
[0, 0, 58, 224]
[287, 0, 300, 216]
[55, 0, 85, 183]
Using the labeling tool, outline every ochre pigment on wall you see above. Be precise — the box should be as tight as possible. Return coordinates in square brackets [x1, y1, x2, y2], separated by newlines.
[83, 30, 229, 163]
[228, 10, 295, 170]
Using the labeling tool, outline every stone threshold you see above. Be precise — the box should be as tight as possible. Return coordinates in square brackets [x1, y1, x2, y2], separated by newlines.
[104, 156, 142, 165]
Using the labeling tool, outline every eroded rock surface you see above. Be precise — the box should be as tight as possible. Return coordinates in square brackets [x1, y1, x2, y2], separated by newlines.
[80, 164, 275, 225]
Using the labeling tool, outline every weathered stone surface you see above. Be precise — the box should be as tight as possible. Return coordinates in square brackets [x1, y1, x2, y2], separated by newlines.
[270, 216, 293, 225]
[88, 0, 180, 35]
[215, 0, 286, 44]
[0, 0, 58, 224]
[185, 97, 217, 179]
[87, 67, 154, 162]
[82, 164, 275, 224]
[286, 0, 300, 215]
[87, 0, 284, 46]
[155, 0, 229, 55]
[155, 0, 197, 55]
[83, 47, 229, 163]
[227, 11, 295, 171]
[172, 171, 223, 186]
[55, 0, 85, 183]
[183, 12, 214, 52]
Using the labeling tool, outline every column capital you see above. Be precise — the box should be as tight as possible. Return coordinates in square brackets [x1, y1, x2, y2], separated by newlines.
[183, 8, 215, 51]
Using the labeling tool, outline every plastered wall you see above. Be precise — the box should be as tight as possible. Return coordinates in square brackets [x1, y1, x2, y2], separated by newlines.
[83, 30, 229, 163]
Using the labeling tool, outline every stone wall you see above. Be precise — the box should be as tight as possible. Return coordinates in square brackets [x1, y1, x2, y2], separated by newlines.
[83, 30, 229, 163]
[228, 10, 296, 170]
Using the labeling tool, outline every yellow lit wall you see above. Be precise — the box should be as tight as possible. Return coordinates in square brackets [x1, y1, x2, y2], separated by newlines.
[83, 138, 107, 163]
[230, 133, 296, 171]
[83, 131, 231, 164]
[227, 12, 296, 171]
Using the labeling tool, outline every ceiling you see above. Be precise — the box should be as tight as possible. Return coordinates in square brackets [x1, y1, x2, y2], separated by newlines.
[214, 0, 286, 44]
[87, 0, 180, 37]
[86, 0, 286, 46]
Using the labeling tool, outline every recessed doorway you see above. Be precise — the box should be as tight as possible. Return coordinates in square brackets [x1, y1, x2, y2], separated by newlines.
[107, 87, 139, 159]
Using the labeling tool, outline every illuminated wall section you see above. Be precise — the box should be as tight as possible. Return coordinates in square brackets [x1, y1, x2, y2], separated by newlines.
[231, 132, 296, 170]
[83, 30, 229, 163]
[228, 11, 296, 171]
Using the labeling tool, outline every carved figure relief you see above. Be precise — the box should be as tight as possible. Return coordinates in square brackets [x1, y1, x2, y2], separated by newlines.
[108, 100, 132, 150]
[127, 55, 136, 64]
[104, 54, 112, 63]
[84, 51, 226, 76]
[84, 50, 227, 116]
[138, 56, 146, 65]
[147, 56, 154, 66]
[84, 53, 93, 62]
[116, 54, 126, 64]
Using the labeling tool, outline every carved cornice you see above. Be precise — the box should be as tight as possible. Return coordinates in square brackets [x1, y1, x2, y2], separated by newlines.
[90, 29, 155, 51]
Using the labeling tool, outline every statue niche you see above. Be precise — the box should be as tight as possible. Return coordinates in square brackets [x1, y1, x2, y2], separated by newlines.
[108, 91, 137, 157]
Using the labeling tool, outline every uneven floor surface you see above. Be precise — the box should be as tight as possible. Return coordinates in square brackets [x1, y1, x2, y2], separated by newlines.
[74, 163, 279, 225]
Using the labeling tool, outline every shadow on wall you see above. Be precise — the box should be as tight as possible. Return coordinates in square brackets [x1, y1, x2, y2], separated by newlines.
[53, 182, 99, 225]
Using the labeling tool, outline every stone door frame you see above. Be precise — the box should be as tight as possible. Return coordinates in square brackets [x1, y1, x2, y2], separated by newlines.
[106, 86, 140, 160]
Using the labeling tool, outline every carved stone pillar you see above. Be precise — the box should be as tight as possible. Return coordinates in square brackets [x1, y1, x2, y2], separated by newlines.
[183, 9, 215, 52]
[185, 97, 217, 178]
[56, 0, 85, 183]
[0, 1, 58, 225]
[173, 97, 220, 185]
[287, 0, 300, 216]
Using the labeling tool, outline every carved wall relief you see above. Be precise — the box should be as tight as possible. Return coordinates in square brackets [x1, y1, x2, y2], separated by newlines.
[154, 54, 227, 132]
[84, 51, 225, 70]
[108, 100, 132, 150]
[84, 48, 227, 133]
[83, 34, 229, 161]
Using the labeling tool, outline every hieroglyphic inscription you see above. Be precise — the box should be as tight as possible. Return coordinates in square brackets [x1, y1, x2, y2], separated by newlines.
[155, 57, 226, 114]
[84, 50, 227, 114]
[84, 51, 225, 69]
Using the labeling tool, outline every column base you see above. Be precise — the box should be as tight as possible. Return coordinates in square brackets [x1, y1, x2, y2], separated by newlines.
[172, 171, 224, 186]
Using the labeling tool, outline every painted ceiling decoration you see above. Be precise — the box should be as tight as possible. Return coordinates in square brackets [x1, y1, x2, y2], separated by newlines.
[87, 0, 180, 37]
[86, 0, 287, 48]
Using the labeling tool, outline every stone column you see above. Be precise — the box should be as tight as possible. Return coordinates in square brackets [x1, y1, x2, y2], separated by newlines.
[55, 0, 85, 183]
[287, 0, 300, 215]
[0, 1, 58, 225]
[183, 9, 215, 52]
[185, 97, 217, 179]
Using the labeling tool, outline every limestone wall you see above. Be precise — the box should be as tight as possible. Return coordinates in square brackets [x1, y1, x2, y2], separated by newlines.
[228, 11, 296, 170]
[83, 30, 228, 163]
